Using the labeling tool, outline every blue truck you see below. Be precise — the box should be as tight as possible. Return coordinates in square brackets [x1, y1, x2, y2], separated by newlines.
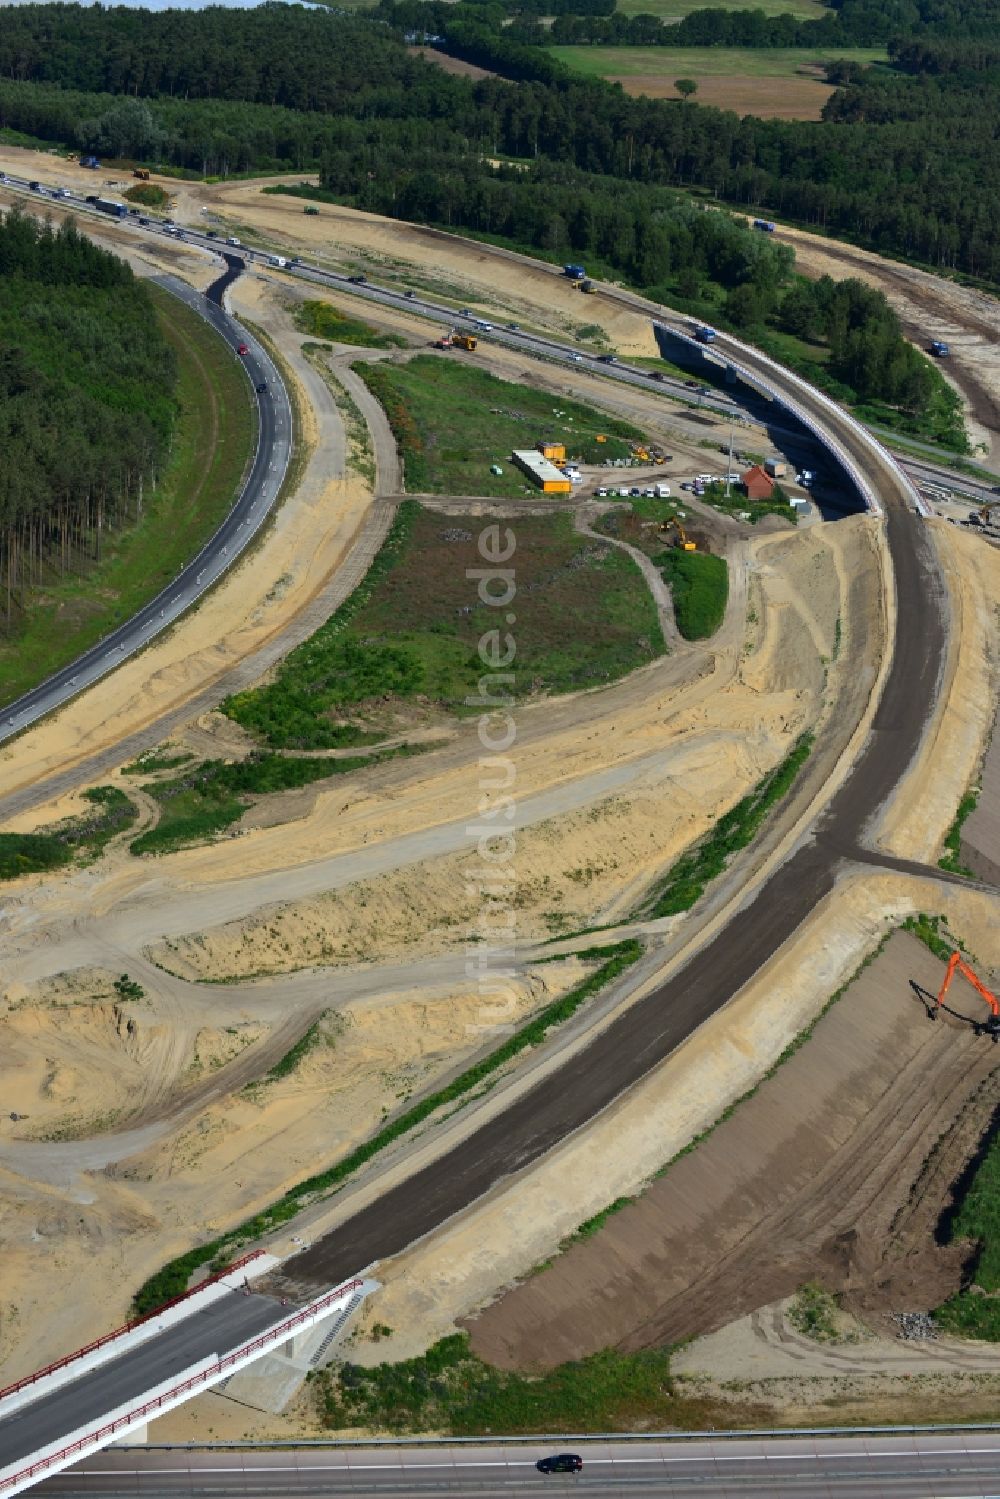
[694, 325, 717, 344]
[753, 219, 776, 233]
[563, 263, 586, 281]
[94, 197, 127, 218]
[930, 340, 950, 357]
[80, 155, 100, 170]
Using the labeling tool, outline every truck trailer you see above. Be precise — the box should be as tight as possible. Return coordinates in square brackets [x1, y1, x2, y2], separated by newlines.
[563, 263, 586, 281]
[753, 219, 776, 233]
[94, 197, 127, 218]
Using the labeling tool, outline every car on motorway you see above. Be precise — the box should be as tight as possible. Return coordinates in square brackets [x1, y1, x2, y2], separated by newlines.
[226, 235, 241, 246]
[137, 216, 150, 225]
[55, 186, 71, 198]
[404, 289, 416, 298]
[256, 381, 268, 394]
[205, 229, 218, 238]
[28, 181, 41, 192]
[570, 353, 583, 362]
[684, 379, 699, 388]
[348, 273, 367, 284]
[537, 1454, 583, 1475]
[237, 343, 250, 356]
[597, 353, 618, 364]
[506, 321, 519, 330]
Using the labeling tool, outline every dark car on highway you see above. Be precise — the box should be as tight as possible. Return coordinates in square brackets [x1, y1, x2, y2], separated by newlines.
[348, 273, 367, 283]
[537, 1455, 583, 1475]
[256, 381, 268, 394]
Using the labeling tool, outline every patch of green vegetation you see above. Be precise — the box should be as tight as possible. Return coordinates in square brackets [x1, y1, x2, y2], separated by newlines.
[223, 500, 664, 750]
[259, 1018, 324, 1084]
[312, 1333, 735, 1435]
[657, 549, 728, 639]
[132, 940, 642, 1313]
[295, 300, 406, 350]
[125, 182, 168, 208]
[0, 285, 254, 708]
[701, 480, 798, 527]
[121, 750, 194, 775]
[549, 45, 886, 80]
[640, 733, 813, 918]
[355, 355, 641, 497]
[939, 789, 979, 877]
[0, 786, 137, 881]
[130, 745, 423, 855]
[559, 1196, 636, 1250]
[113, 974, 145, 1001]
[787, 1283, 840, 1342]
[901, 911, 959, 964]
[936, 1104, 1000, 1339]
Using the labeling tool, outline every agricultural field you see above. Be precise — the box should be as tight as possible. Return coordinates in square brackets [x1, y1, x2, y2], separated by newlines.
[223, 501, 664, 749]
[618, 0, 824, 15]
[549, 47, 886, 118]
[355, 356, 642, 499]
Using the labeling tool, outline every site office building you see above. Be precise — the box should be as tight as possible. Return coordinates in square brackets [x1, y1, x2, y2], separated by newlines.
[512, 440, 572, 494]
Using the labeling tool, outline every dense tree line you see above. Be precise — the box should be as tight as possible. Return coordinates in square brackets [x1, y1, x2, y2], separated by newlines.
[0, 5, 999, 284]
[0, 209, 176, 625]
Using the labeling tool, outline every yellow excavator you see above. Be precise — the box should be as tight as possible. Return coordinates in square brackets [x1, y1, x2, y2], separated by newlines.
[660, 517, 697, 551]
[978, 500, 1000, 524]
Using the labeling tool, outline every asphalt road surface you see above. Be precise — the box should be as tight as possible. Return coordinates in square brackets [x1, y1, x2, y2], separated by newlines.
[45, 1433, 1000, 1497]
[0, 1293, 290, 1474]
[0, 249, 291, 746]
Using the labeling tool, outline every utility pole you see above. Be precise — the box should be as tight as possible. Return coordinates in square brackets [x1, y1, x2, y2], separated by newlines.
[725, 410, 736, 500]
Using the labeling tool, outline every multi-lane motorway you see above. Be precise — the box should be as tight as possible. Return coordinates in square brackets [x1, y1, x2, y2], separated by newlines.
[45, 1432, 1000, 1497]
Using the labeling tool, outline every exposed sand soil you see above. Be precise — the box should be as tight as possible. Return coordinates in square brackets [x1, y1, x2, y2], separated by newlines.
[876, 521, 1000, 863]
[963, 701, 1000, 884]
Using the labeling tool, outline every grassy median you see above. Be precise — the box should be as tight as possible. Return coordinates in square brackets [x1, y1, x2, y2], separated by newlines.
[0, 284, 255, 707]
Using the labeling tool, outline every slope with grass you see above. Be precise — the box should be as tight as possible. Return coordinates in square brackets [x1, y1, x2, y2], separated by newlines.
[355, 357, 642, 498]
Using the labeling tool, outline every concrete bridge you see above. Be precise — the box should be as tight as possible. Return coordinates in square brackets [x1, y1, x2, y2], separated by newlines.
[0, 1256, 374, 1497]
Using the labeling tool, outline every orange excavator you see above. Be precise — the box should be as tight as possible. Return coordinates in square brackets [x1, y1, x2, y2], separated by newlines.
[935, 950, 1000, 1039]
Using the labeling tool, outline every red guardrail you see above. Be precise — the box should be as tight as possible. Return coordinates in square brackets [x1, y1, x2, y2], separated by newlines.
[0, 1279, 364, 1494]
[0, 1251, 266, 1406]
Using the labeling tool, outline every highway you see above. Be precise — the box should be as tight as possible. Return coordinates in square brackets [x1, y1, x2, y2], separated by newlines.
[0, 175, 957, 1492]
[0, 238, 291, 746]
[44, 1433, 1000, 1496]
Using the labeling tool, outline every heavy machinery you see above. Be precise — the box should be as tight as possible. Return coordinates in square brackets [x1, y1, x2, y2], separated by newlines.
[660, 517, 697, 551]
[133, 168, 150, 181]
[452, 333, 478, 351]
[978, 500, 1000, 525]
[934, 950, 1000, 1038]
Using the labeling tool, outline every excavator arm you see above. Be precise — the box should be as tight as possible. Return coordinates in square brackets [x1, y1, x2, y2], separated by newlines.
[936, 950, 1000, 1024]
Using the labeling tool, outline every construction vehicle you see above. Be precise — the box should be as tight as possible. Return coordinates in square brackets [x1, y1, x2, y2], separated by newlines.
[934, 950, 1000, 1038]
[660, 518, 696, 551]
[579, 279, 597, 294]
[563, 263, 586, 281]
[978, 500, 1000, 524]
[133, 168, 150, 181]
[452, 333, 477, 351]
[930, 340, 950, 358]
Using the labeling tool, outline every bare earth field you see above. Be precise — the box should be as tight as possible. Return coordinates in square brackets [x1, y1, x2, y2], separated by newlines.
[962, 701, 1000, 884]
[406, 46, 498, 80]
[610, 73, 834, 117]
[465, 931, 1000, 1369]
